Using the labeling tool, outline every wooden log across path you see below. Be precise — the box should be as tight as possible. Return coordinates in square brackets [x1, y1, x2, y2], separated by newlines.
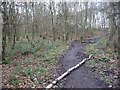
[46, 54, 93, 89]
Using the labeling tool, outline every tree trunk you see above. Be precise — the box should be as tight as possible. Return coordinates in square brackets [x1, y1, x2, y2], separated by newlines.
[2, 26, 7, 61]
[84, 2, 88, 30]
[10, 2, 17, 49]
[31, 2, 35, 48]
[25, 2, 30, 42]
[2, 2, 8, 61]
[117, 1, 120, 88]
[64, 2, 69, 41]
[50, 1, 55, 41]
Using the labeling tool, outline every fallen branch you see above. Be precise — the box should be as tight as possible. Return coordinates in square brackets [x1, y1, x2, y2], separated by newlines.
[46, 54, 93, 89]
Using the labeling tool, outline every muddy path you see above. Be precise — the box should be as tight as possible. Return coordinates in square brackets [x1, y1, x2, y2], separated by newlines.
[58, 37, 108, 88]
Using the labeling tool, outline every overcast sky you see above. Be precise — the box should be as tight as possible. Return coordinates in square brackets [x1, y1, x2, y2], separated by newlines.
[0, 0, 120, 2]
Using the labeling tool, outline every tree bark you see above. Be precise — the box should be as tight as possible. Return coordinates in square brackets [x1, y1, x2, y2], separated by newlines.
[50, 1, 55, 41]
[2, 2, 8, 61]
[117, 1, 120, 88]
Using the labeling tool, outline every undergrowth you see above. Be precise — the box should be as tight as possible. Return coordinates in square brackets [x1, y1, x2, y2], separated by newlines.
[85, 36, 118, 87]
[2, 38, 67, 88]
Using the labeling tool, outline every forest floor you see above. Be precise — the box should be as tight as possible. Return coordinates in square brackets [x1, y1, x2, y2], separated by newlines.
[2, 38, 68, 88]
[2, 34, 119, 88]
[56, 36, 118, 88]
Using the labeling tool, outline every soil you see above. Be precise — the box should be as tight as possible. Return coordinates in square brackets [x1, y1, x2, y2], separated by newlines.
[57, 37, 109, 88]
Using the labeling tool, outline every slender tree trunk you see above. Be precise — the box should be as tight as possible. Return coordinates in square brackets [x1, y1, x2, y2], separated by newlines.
[2, 2, 8, 61]
[25, 2, 30, 42]
[12, 20, 17, 49]
[117, 2, 120, 88]
[64, 2, 68, 41]
[107, 3, 117, 47]
[50, 1, 55, 41]
[2, 26, 7, 61]
[85, 2, 88, 30]
[10, 2, 17, 49]
[31, 2, 35, 48]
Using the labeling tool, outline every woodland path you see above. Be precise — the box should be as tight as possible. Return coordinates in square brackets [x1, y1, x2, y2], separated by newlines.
[58, 37, 108, 88]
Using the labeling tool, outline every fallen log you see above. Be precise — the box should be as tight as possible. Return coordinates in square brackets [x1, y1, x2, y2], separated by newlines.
[81, 40, 94, 43]
[46, 54, 93, 89]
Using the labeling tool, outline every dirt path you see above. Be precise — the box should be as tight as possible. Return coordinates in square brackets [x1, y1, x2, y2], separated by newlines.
[58, 37, 108, 88]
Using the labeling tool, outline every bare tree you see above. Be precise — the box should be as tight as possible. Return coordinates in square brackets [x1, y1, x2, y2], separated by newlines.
[49, 0, 55, 41]
[1, 2, 8, 61]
